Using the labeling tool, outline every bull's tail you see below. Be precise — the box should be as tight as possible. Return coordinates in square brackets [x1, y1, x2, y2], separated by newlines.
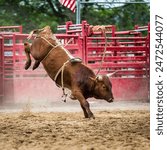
[24, 42, 32, 70]
[27, 27, 46, 40]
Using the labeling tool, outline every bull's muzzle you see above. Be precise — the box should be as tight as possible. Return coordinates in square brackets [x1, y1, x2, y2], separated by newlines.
[107, 98, 114, 103]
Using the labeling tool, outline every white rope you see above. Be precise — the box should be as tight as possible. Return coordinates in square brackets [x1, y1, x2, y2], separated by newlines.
[54, 60, 69, 82]
[63, 38, 74, 47]
[31, 34, 75, 102]
[41, 44, 61, 62]
[95, 27, 107, 75]
[54, 60, 70, 102]
[40, 36, 57, 47]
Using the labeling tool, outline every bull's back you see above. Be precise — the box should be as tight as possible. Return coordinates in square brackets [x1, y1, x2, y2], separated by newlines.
[41, 46, 70, 80]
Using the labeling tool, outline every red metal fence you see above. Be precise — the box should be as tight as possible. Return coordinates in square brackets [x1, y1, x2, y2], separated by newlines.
[0, 36, 4, 102]
[57, 21, 150, 101]
[0, 21, 150, 102]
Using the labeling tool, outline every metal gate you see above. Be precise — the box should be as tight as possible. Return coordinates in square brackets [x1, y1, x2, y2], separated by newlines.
[0, 36, 4, 102]
[58, 21, 150, 100]
[85, 25, 150, 100]
[0, 26, 22, 101]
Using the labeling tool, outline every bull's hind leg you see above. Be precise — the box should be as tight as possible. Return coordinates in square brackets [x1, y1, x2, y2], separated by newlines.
[72, 90, 95, 119]
[24, 42, 32, 70]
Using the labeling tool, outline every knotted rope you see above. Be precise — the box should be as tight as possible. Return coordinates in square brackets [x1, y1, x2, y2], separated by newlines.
[39, 37, 74, 102]
[39, 37, 61, 62]
[54, 60, 70, 102]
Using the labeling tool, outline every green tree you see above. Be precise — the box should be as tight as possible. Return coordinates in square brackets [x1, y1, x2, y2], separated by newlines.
[0, 0, 149, 33]
[81, 0, 150, 30]
[0, 0, 75, 32]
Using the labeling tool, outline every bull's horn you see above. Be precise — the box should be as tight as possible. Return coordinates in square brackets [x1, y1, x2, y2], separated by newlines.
[96, 75, 103, 81]
[107, 71, 118, 77]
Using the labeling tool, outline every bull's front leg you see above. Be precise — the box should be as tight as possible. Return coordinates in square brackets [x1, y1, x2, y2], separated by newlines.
[81, 105, 89, 118]
[72, 90, 95, 119]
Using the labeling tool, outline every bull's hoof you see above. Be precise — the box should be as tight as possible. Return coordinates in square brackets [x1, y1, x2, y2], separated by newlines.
[24, 61, 31, 70]
[70, 94, 77, 100]
[90, 115, 95, 119]
[32, 61, 40, 70]
[87, 114, 95, 119]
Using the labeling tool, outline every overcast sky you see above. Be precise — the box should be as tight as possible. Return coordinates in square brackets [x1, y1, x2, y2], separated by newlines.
[80, 0, 150, 8]
[81, 0, 150, 5]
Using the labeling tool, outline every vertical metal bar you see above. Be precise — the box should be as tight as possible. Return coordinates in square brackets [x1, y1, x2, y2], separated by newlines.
[0, 37, 4, 101]
[20, 25, 23, 33]
[76, 0, 81, 24]
[12, 34, 16, 78]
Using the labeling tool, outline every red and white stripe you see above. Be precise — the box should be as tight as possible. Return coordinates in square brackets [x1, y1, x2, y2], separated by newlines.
[59, 0, 76, 13]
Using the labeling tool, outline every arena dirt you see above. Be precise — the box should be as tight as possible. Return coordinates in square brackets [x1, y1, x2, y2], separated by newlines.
[0, 109, 149, 150]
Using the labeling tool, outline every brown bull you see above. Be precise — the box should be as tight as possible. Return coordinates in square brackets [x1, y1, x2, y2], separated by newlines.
[24, 26, 115, 119]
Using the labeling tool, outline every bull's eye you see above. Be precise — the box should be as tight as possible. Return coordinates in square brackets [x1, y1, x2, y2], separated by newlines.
[102, 85, 106, 89]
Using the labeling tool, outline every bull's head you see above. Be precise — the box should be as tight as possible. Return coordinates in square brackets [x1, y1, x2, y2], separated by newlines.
[90, 73, 116, 103]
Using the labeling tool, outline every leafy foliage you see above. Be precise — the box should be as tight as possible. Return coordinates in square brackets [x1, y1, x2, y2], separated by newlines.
[81, 1, 150, 30]
[0, 0, 149, 33]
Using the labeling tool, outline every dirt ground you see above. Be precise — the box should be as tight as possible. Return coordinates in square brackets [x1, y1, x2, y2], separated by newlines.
[0, 101, 149, 150]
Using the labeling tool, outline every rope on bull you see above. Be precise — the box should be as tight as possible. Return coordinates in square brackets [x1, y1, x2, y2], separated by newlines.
[39, 36, 75, 102]
[39, 37, 74, 102]
[27, 29, 75, 102]
[89, 25, 107, 75]
[53, 60, 70, 102]
[40, 37, 61, 62]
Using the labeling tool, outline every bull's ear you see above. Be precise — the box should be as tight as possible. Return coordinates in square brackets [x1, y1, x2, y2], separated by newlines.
[89, 77, 96, 82]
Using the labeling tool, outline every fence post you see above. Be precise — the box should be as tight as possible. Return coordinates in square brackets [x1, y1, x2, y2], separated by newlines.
[66, 21, 73, 34]
[82, 21, 89, 64]
[81, 20, 88, 63]
[0, 36, 4, 103]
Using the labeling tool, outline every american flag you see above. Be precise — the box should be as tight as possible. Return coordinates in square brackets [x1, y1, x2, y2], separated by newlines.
[59, 0, 76, 13]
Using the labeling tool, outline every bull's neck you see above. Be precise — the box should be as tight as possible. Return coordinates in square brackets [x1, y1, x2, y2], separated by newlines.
[83, 77, 96, 99]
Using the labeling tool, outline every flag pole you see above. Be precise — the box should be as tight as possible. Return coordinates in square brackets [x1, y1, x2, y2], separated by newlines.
[76, 0, 81, 24]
